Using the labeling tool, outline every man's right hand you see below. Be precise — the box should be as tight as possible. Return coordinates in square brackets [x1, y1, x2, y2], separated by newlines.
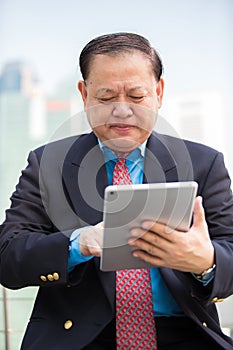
[79, 222, 104, 257]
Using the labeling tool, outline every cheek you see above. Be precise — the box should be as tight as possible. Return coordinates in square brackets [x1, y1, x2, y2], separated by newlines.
[86, 105, 113, 128]
[133, 105, 157, 131]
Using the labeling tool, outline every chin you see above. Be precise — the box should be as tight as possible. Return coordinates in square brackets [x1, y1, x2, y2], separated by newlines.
[103, 137, 141, 152]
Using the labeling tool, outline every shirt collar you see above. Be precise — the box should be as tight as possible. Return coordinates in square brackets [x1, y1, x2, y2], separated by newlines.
[98, 139, 147, 162]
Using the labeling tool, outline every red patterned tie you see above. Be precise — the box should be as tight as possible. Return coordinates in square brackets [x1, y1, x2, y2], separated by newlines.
[113, 157, 157, 350]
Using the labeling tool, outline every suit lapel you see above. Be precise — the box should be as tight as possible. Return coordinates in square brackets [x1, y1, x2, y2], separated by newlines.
[144, 132, 178, 183]
[144, 132, 194, 183]
[62, 132, 108, 226]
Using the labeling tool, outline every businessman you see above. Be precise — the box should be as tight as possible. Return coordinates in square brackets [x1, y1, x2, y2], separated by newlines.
[1, 32, 233, 349]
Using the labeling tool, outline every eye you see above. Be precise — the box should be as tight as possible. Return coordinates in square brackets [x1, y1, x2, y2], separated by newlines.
[129, 96, 144, 101]
[97, 96, 116, 102]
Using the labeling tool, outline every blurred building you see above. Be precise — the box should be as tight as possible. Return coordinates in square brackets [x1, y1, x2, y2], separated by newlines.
[0, 61, 83, 349]
[161, 91, 226, 154]
[0, 61, 83, 212]
[0, 61, 37, 97]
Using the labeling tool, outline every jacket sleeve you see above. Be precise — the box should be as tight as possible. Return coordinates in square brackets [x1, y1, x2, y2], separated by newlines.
[177, 151, 233, 303]
[0, 150, 72, 289]
[201, 151, 233, 300]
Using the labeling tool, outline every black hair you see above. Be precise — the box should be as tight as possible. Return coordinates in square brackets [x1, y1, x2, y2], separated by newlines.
[79, 32, 163, 81]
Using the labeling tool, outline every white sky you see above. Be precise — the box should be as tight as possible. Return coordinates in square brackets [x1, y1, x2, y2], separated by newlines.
[1, 0, 233, 167]
[1, 0, 232, 96]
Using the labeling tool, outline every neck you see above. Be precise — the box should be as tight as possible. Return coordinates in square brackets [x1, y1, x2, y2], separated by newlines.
[114, 151, 131, 159]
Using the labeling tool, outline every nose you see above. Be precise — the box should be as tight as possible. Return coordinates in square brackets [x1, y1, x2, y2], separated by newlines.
[112, 102, 133, 119]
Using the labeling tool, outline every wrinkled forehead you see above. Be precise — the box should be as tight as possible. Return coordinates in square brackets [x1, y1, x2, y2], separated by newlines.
[86, 51, 155, 80]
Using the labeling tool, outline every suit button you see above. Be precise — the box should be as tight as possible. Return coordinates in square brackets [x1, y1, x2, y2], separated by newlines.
[211, 296, 225, 303]
[64, 320, 73, 330]
[212, 297, 218, 303]
[53, 272, 60, 280]
[40, 275, 47, 282]
[47, 274, 54, 281]
[202, 322, 207, 327]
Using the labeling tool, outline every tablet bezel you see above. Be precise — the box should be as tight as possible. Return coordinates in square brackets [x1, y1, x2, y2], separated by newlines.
[100, 181, 198, 271]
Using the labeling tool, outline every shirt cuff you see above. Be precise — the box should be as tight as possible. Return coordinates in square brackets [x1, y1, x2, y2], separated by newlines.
[68, 227, 94, 272]
[191, 268, 215, 286]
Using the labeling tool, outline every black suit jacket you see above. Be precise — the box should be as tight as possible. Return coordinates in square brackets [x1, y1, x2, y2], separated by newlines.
[1, 131, 233, 349]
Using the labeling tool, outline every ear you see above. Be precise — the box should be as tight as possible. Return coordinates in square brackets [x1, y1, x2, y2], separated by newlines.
[77, 80, 88, 108]
[156, 78, 164, 108]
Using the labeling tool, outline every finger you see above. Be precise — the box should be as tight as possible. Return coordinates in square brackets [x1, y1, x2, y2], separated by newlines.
[89, 245, 102, 257]
[192, 196, 205, 228]
[130, 227, 147, 239]
[141, 221, 175, 241]
[83, 238, 102, 256]
[130, 227, 166, 246]
[96, 221, 104, 229]
[129, 234, 169, 254]
[132, 250, 163, 267]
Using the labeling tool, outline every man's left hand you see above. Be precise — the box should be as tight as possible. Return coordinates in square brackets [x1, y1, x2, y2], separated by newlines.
[129, 196, 215, 274]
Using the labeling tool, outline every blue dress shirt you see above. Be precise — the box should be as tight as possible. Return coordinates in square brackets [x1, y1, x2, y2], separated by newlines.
[68, 140, 214, 317]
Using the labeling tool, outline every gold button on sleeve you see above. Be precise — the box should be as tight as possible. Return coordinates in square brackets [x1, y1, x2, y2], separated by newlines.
[212, 297, 218, 303]
[202, 322, 207, 327]
[47, 274, 54, 281]
[40, 275, 47, 282]
[53, 272, 60, 281]
[211, 297, 225, 303]
[64, 320, 73, 330]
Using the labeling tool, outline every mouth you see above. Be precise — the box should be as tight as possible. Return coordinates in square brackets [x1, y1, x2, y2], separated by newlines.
[109, 123, 136, 131]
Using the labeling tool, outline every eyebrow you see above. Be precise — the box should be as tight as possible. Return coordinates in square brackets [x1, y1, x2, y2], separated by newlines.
[96, 86, 147, 95]
[96, 88, 116, 95]
[127, 86, 147, 93]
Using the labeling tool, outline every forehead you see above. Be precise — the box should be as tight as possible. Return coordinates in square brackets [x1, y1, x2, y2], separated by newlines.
[86, 52, 155, 89]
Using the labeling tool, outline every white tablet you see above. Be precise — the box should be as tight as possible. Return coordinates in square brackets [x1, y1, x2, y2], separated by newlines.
[100, 181, 198, 271]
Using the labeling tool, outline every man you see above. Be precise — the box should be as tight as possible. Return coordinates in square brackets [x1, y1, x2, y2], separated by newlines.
[0, 32, 233, 349]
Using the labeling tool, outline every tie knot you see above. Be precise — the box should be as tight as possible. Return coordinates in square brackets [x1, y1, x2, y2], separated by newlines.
[116, 158, 126, 166]
[115, 151, 130, 160]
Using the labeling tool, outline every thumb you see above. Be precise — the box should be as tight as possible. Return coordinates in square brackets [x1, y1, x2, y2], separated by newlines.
[193, 196, 206, 228]
[95, 221, 104, 229]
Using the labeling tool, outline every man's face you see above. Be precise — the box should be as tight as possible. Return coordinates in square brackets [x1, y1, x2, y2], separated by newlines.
[78, 51, 164, 153]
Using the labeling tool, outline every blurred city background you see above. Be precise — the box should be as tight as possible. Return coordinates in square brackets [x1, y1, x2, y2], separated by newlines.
[0, 0, 233, 348]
